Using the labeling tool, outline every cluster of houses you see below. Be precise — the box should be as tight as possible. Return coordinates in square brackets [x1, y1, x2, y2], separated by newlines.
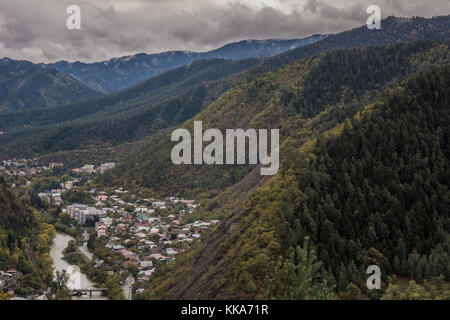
[96, 212, 219, 285]
[4, 161, 220, 293]
[37, 179, 80, 207]
[1, 159, 224, 297]
[0, 159, 115, 178]
[62, 187, 218, 288]
[0, 159, 62, 177]
[71, 162, 115, 175]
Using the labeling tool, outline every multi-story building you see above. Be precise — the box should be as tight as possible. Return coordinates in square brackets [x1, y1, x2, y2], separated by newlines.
[99, 162, 115, 174]
[67, 204, 106, 223]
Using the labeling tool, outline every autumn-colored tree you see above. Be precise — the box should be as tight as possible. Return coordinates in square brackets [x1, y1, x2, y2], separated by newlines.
[0, 292, 10, 300]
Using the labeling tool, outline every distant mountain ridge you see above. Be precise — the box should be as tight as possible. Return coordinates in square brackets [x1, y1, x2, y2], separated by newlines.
[0, 58, 261, 157]
[0, 16, 449, 159]
[250, 15, 450, 75]
[42, 35, 326, 93]
[0, 58, 102, 113]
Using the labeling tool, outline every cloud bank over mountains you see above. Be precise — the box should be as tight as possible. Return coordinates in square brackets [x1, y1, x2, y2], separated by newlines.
[0, 0, 448, 63]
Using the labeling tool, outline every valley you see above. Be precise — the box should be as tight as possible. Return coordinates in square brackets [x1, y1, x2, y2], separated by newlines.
[0, 14, 449, 301]
[1, 158, 217, 300]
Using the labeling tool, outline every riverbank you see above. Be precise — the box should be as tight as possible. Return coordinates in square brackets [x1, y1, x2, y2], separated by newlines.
[50, 232, 107, 300]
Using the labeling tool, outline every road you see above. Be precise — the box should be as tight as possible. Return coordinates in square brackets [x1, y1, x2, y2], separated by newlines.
[78, 243, 94, 260]
[122, 275, 134, 300]
[78, 230, 94, 260]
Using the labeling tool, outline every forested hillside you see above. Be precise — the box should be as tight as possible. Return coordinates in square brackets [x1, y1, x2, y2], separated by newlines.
[0, 177, 38, 249]
[0, 58, 259, 157]
[1, 12, 448, 301]
[0, 16, 447, 160]
[251, 15, 450, 76]
[99, 41, 449, 199]
[0, 176, 55, 295]
[45, 35, 325, 93]
[0, 58, 102, 113]
[137, 64, 449, 300]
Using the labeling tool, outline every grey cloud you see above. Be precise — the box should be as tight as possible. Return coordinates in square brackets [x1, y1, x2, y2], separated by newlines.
[0, 0, 448, 63]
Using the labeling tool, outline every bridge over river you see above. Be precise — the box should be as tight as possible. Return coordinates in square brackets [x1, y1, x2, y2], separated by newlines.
[70, 288, 107, 297]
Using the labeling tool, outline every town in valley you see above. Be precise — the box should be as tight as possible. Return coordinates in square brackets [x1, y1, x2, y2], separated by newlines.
[0, 159, 218, 300]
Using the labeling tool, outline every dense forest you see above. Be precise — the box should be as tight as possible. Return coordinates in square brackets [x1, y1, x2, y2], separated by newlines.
[137, 63, 449, 300]
[99, 41, 449, 199]
[0, 15, 449, 301]
[251, 15, 450, 76]
[0, 176, 55, 296]
[0, 16, 448, 160]
[0, 59, 101, 113]
[276, 65, 450, 295]
[0, 59, 259, 157]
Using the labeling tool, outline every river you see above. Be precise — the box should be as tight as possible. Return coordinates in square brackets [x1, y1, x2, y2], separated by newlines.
[79, 230, 94, 260]
[50, 232, 107, 300]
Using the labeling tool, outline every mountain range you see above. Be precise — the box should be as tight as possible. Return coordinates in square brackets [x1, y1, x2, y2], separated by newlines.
[95, 17, 448, 299]
[0, 16, 448, 160]
[140, 62, 449, 299]
[119, 40, 449, 300]
[0, 58, 102, 113]
[42, 35, 326, 93]
[0, 14, 449, 300]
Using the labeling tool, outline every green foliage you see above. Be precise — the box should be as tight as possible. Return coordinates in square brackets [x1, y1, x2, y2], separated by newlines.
[0, 177, 55, 294]
[277, 66, 450, 293]
[62, 190, 94, 205]
[0, 59, 101, 113]
[250, 15, 450, 76]
[263, 238, 334, 300]
[0, 59, 258, 157]
[52, 270, 71, 300]
[99, 41, 450, 198]
[104, 274, 126, 300]
[140, 50, 450, 300]
[0, 292, 10, 300]
[0, 176, 39, 270]
[382, 276, 450, 300]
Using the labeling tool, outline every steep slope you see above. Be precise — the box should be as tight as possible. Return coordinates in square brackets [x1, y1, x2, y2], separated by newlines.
[201, 35, 327, 60]
[0, 176, 37, 248]
[0, 58, 102, 113]
[0, 176, 55, 295]
[139, 64, 450, 300]
[99, 41, 449, 199]
[250, 15, 450, 76]
[44, 35, 325, 93]
[0, 15, 448, 160]
[41, 14, 450, 94]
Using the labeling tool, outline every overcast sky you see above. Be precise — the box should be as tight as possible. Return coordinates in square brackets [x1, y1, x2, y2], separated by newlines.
[0, 0, 448, 63]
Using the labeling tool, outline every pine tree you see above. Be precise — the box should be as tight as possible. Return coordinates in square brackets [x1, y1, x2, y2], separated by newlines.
[264, 238, 334, 300]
